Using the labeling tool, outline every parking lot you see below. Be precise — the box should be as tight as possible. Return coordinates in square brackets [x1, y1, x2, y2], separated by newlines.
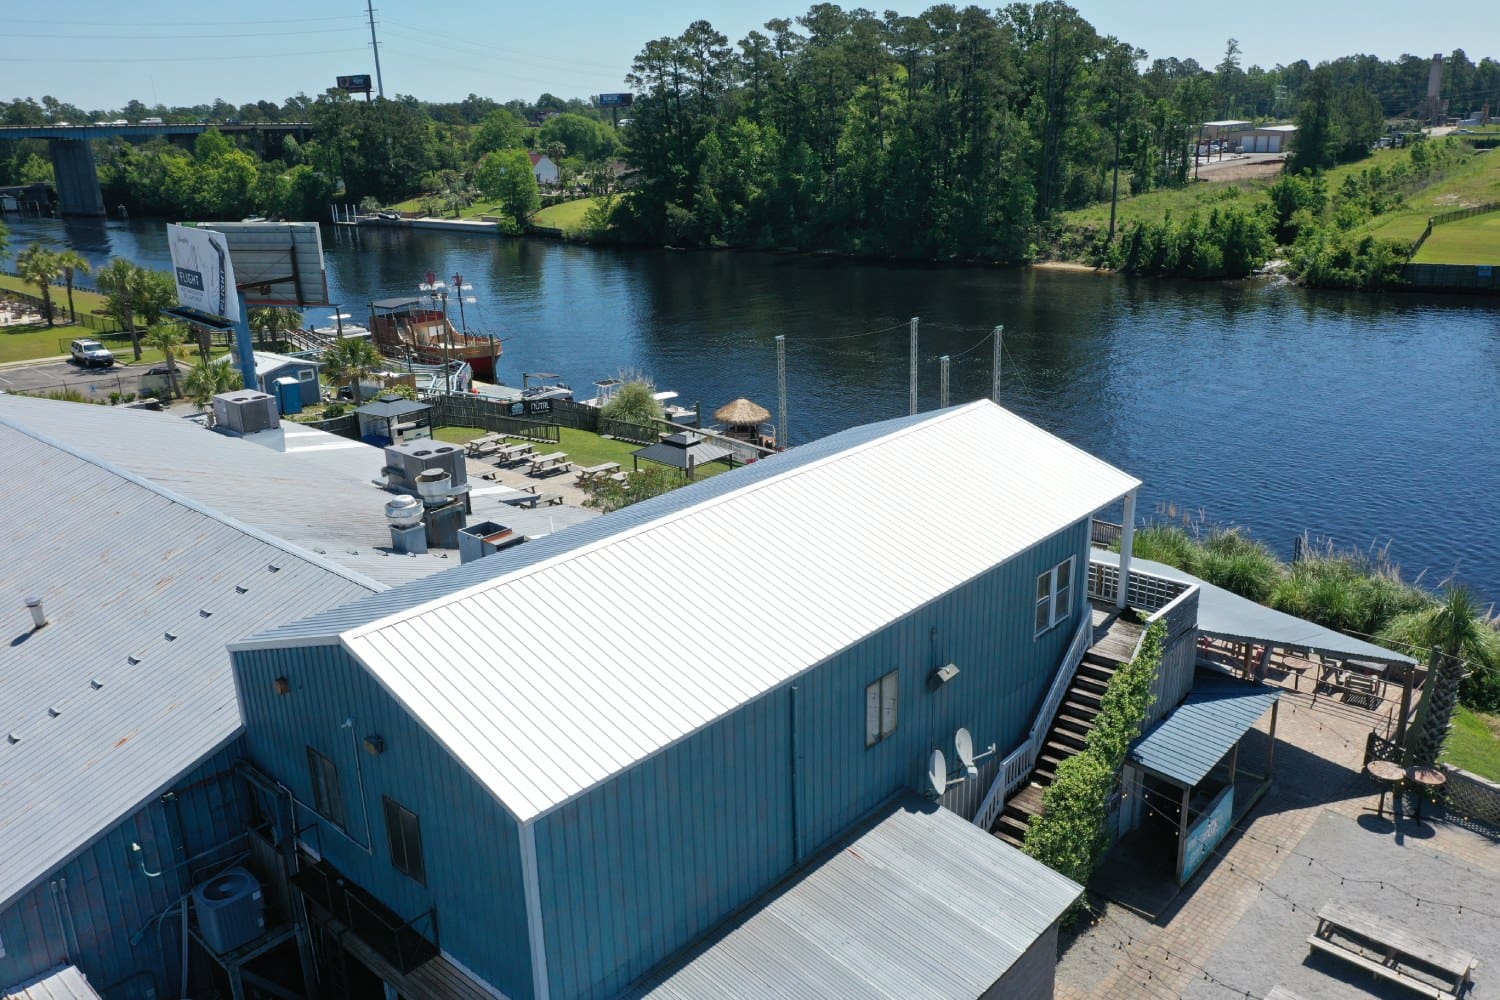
[0, 358, 174, 400]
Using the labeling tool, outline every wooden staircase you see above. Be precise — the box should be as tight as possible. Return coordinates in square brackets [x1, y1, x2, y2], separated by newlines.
[992, 610, 1142, 847]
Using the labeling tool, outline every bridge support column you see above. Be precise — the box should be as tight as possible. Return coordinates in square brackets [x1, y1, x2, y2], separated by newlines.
[48, 139, 105, 216]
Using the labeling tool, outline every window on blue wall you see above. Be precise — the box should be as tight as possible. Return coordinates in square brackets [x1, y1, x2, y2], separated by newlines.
[865, 669, 899, 747]
[383, 796, 426, 884]
[306, 746, 347, 830]
[1035, 557, 1075, 636]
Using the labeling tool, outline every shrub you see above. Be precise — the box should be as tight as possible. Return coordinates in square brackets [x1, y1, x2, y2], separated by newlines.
[1196, 529, 1280, 603]
[600, 380, 664, 426]
[1129, 524, 1199, 572]
[321, 402, 347, 418]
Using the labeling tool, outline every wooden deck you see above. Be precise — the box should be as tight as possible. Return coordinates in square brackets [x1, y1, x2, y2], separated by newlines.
[1090, 602, 1144, 664]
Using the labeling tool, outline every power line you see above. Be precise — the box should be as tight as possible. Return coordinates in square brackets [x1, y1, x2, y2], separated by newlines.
[0, 48, 367, 65]
[6, 27, 360, 41]
[39, 14, 363, 27]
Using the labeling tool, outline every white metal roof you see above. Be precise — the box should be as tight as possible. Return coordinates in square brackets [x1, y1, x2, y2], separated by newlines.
[2, 965, 100, 1000]
[326, 401, 1139, 822]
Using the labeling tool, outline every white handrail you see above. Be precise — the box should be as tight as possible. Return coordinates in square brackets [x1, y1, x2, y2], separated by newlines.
[973, 614, 1093, 831]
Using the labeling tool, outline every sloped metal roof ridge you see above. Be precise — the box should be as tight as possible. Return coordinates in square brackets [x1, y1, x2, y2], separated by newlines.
[350, 400, 1137, 644]
[0, 403, 388, 597]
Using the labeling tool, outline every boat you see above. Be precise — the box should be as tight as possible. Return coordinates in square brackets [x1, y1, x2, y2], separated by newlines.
[367, 294, 502, 381]
[579, 377, 699, 425]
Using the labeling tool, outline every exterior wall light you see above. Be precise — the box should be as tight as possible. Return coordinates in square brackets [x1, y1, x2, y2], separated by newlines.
[364, 735, 386, 755]
[273, 676, 291, 696]
[928, 663, 960, 690]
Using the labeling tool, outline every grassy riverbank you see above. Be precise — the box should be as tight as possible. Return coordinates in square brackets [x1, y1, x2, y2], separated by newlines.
[531, 198, 600, 236]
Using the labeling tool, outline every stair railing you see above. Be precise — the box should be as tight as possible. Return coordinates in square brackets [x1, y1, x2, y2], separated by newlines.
[974, 613, 1093, 831]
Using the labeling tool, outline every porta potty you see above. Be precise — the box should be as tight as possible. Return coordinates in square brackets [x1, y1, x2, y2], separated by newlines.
[273, 376, 303, 415]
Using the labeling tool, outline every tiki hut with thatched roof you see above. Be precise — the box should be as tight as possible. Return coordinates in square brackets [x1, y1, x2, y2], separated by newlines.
[714, 397, 775, 448]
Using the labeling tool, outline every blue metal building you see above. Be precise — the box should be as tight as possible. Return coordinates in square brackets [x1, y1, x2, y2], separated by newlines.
[230, 401, 1142, 999]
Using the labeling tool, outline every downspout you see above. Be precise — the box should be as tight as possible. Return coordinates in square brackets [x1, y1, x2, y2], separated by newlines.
[519, 822, 551, 1000]
[1117, 488, 1137, 609]
[790, 685, 802, 865]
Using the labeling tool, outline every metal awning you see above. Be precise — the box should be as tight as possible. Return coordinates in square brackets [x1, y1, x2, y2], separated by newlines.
[1130, 675, 1280, 787]
[371, 296, 421, 310]
[1092, 549, 1415, 666]
[625, 796, 1082, 998]
[633, 432, 730, 471]
[2, 965, 101, 999]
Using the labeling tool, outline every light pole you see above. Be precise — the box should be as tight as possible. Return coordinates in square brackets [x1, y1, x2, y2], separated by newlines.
[438, 288, 451, 394]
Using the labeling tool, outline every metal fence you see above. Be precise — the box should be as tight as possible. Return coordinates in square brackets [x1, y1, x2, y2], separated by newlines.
[1405, 201, 1500, 261]
[12, 368, 177, 404]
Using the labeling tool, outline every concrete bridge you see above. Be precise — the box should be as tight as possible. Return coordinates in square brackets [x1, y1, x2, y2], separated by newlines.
[0, 122, 311, 216]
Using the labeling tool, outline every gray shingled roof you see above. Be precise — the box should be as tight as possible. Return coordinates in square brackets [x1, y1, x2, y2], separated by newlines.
[626, 796, 1082, 999]
[1129, 673, 1281, 786]
[0, 418, 376, 911]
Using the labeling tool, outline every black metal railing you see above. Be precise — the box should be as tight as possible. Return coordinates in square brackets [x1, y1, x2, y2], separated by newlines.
[291, 857, 438, 974]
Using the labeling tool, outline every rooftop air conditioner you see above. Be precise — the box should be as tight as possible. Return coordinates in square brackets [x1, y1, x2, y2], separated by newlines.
[193, 867, 265, 953]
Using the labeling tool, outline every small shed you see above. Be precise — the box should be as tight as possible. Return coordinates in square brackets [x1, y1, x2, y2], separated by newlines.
[1239, 124, 1298, 154]
[632, 431, 730, 479]
[356, 394, 433, 445]
[252, 350, 321, 407]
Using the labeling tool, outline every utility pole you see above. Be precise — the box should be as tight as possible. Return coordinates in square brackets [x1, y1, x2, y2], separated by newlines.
[366, 0, 385, 99]
[908, 316, 919, 415]
[775, 334, 787, 451]
[991, 324, 1003, 404]
[939, 355, 950, 409]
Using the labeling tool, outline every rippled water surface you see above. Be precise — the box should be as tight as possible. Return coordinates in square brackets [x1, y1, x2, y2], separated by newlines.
[10, 216, 1500, 598]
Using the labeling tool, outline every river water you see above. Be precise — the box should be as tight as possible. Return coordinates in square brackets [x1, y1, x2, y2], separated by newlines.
[8, 216, 1500, 599]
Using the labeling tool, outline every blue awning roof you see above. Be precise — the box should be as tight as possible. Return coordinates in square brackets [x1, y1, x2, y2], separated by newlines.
[1129, 675, 1280, 787]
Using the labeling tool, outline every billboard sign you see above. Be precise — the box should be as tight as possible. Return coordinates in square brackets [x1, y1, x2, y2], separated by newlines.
[167, 223, 238, 322]
[598, 93, 633, 108]
[337, 74, 373, 93]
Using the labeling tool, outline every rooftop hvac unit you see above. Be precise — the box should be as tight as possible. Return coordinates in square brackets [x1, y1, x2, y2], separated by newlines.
[383, 439, 467, 491]
[212, 390, 280, 436]
[192, 867, 265, 953]
[458, 520, 525, 563]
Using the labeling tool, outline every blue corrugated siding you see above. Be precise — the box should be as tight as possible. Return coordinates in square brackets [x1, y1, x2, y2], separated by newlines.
[232, 646, 533, 999]
[0, 740, 248, 1000]
[532, 520, 1091, 999]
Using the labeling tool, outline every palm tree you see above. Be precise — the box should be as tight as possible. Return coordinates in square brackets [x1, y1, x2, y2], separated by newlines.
[16, 243, 60, 328]
[96, 258, 144, 361]
[1401, 586, 1492, 768]
[183, 357, 242, 421]
[322, 336, 382, 405]
[248, 306, 303, 349]
[145, 320, 187, 399]
[56, 250, 91, 323]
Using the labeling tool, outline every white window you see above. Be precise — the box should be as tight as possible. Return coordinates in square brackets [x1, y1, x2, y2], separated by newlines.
[1035, 557, 1075, 636]
[865, 670, 899, 747]
[298, 369, 315, 382]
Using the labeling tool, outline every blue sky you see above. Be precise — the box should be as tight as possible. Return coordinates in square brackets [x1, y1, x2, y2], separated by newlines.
[5, 0, 1495, 109]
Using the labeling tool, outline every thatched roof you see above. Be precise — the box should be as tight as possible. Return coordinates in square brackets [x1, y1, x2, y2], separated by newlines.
[715, 397, 770, 426]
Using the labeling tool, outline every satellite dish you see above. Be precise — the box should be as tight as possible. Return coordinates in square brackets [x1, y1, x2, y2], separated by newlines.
[955, 728, 977, 777]
[927, 749, 948, 798]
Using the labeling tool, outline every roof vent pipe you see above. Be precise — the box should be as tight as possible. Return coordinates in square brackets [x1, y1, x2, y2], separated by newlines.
[25, 596, 46, 630]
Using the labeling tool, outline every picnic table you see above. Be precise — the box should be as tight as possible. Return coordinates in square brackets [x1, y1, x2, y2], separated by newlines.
[528, 451, 571, 476]
[466, 433, 504, 457]
[495, 441, 535, 464]
[575, 461, 621, 485]
[1307, 901, 1477, 998]
[504, 489, 564, 509]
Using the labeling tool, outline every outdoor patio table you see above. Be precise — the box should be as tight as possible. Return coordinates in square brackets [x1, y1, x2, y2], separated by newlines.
[1406, 766, 1447, 821]
[1281, 655, 1317, 692]
[1365, 760, 1405, 819]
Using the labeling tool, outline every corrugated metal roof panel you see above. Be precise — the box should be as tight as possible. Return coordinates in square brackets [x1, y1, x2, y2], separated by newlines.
[0, 421, 375, 911]
[2, 965, 101, 1000]
[1091, 548, 1415, 665]
[1129, 674, 1281, 787]
[626, 796, 1082, 998]
[256, 401, 1138, 820]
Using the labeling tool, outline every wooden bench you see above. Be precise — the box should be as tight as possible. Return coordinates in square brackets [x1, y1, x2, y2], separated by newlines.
[527, 452, 571, 476]
[1307, 901, 1477, 999]
[574, 461, 621, 485]
[495, 441, 535, 465]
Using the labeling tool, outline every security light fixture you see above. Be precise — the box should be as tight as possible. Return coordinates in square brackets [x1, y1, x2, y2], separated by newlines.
[273, 676, 291, 696]
[928, 663, 960, 690]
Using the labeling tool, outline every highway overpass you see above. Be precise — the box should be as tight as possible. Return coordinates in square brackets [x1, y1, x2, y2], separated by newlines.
[0, 122, 311, 215]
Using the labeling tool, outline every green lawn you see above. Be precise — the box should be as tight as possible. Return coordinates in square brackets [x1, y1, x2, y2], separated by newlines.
[531, 198, 600, 235]
[0, 323, 83, 363]
[1364, 148, 1500, 242]
[1444, 705, 1500, 781]
[385, 196, 509, 220]
[1410, 210, 1500, 264]
[435, 424, 729, 479]
[0, 274, 113, 315]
